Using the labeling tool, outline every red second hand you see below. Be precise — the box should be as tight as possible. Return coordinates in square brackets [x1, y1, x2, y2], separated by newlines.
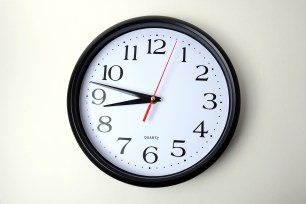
[142, 40, 177, 122]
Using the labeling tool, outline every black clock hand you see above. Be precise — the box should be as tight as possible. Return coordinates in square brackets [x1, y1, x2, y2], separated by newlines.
[89, 81, 161, 106]
[104, 98, 153, 107]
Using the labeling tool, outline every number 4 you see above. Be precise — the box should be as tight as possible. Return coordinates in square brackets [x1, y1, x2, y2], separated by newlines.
[193, 121, 208, 137]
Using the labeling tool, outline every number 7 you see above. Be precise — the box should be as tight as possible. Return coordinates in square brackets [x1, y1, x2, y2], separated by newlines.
[117, 137, 132, 154]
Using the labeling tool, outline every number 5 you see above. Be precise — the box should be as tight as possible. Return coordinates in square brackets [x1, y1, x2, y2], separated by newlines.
[171, 140, 186, 157]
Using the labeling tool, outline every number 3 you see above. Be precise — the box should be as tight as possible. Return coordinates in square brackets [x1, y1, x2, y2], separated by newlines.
[203, 93, 217, 110]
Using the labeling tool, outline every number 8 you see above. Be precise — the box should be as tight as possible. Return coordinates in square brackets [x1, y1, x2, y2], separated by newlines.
[97, 116, 112, 133]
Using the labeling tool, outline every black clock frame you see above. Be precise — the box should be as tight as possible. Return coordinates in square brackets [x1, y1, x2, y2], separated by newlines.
[67, 16, 240, 187]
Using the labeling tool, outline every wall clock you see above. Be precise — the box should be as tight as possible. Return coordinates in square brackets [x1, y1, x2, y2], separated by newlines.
[67, 16, 240, 187]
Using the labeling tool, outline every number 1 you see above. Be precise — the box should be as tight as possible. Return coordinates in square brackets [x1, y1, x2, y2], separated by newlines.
[182, 47, 187, 62]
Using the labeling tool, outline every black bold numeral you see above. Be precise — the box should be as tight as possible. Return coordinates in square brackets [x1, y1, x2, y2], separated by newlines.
[97, 116, 112, 133]
[193, 121, 208, 137]
[196, 65, 209, 81]
[124, 45, 137, 60]
[117, 137, 132, 154]
[143, 146, 158, 164]
[102, 65, 123, 81]
[92, 88, 106, 105]
[147, 39, 166, 54]
[171, 140, 186, 157]
[203, 93, 217, 110]
[182, 47, 187, 62]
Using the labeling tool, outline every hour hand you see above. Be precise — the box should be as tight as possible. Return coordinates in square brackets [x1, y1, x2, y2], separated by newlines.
[104, 98, 160, 107]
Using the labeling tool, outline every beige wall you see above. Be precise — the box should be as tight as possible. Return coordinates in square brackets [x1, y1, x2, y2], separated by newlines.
[1, 0, 306, 203]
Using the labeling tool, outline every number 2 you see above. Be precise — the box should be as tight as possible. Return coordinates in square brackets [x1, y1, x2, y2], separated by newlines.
[195, 65, 209, 81]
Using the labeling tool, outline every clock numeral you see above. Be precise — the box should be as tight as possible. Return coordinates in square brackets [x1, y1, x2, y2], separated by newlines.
[92, 88, 106, 105]
[193, 120, 208, 137]
[182, 47, 187, 62]
[97, 116, 112, 133]
[195, 65, 209, 81]
[124, 45, 137, 61]
[147, 39, 166, 54]
[171, 140, 186, 157]
[203, 93, 217, 110]
[102, 65, 123, 81]
[143, 146, 158, 164]
[117, 137, 132, 154]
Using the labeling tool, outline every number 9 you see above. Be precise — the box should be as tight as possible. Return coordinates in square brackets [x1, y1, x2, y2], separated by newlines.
[92, 88, 106, 105]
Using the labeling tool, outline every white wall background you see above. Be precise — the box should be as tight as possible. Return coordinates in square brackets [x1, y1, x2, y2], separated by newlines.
[1, 0, 306, 203]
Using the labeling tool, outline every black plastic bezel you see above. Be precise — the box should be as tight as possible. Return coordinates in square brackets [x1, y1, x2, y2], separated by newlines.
[67, 16, 240, 187]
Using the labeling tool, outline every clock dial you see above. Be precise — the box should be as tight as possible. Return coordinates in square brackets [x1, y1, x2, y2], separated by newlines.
[68, 16, 240, 187]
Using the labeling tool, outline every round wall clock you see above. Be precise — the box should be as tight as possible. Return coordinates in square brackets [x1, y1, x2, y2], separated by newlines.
[67, 16, 240, 187]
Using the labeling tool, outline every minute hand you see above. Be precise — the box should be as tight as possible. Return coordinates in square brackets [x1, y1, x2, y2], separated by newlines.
[89, 81, 161, 104]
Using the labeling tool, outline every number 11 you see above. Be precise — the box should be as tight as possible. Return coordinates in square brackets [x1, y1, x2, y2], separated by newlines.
[124, 45, 137, 61]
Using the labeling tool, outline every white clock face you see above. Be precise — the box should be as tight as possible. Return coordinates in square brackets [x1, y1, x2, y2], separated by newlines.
[78, 28, 230, 177]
